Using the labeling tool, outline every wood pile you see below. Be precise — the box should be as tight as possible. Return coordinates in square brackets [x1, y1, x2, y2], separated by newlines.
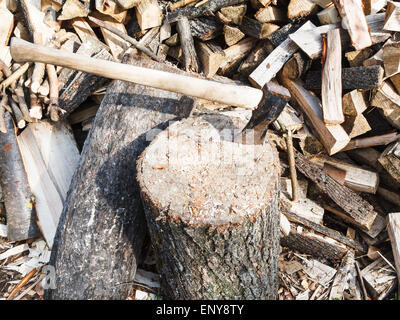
[0, 0, 399, 300]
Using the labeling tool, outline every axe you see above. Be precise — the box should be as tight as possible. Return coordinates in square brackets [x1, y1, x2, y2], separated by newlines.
[10, 37, 290, 135]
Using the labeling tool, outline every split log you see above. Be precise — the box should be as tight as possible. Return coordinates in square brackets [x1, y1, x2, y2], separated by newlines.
[269, 22, 302, 47]
[363, 46, 384, 67]
[345, 48, 374, 67]
[45, 54, 195, 300]
[311, 155, 379, 194]
[95, 0, 127, 23]
[0, 112, 40, 241]
[281, 222, 348, 262]
[196, 41, 225, 78]
[391, 73, 400, 94]
[282, 208, 366, 252]
[280, 76, 350, 155]
[378, 142, 400, 185]
[361, 253, 398, 299]
[116, 0, 140, 10]
[383, 41, 400, 78]
[317, 4, 340, 25]
[329, 250, 358, 300]
[219, 38, 256, 76]
[249, 21, 315, 88]
[281, 52, 311, 80]
[362, 0, 388, 15]
[304, 65, 384, 90]
[239, 16, 280, 39]
[333, 0, 372, 50]
[294, 151, 378, 231]
[16, 120, 79, 247]
[166, 0, 246, 23]
[255, 5, 286, 23]
[342, 132, 400, 151]
[135, 0, 163, 31]
[0, 6, 13, 46]
[137, 115, 281, 299]
[238, 40, 275, 78]
[223, 25, 245, 46]
[177, 17, 199, 73]
[321, 29, 343, 125]
[190, 17, 223, 41]
[289, 13, 389, 59]
[58, 43, 113, 119]
[387, 212, 400, 296]
[383, 1, 400, 32]
[287, 0, 317, 20]
[219, 4, 247, 24]
[370, 82, 400, 129]
[57, 0, 90, 20]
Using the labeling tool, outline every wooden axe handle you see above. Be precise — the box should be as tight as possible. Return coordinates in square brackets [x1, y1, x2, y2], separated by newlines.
[10, 38, 263, 110]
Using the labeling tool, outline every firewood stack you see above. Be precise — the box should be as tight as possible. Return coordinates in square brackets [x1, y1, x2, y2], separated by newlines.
[0, 0, 400, 300]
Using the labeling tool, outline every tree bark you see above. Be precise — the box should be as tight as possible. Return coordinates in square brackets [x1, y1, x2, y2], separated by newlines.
[45, 53, 195, 300]
[0, 112, 40, 241]
[58, 43, 113, 119]
[137, 115, 281, 299]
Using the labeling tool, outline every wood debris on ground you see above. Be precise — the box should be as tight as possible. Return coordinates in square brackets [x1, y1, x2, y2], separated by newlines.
[0, 0, 399, 300]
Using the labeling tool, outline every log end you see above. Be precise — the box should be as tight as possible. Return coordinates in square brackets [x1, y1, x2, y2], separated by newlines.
[137, 115, 281, 227]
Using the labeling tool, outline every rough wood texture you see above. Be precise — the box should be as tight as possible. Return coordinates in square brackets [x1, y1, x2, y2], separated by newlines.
[294, 151, 378, 231]
[282, 209, 366, 252]
[135, 0, 163, 31]
[333, 0, 372, 50]
[383, 1, 400, 31]
[317, 4, 341, 25]
[0, 112, 40, 241]
[288, 0, 317, 20]
[370, 81, 400, 129]
[289, 13, 389, 59]
[58, 0, 90, 20]
[196, 41, 225, 78]
[58, 43, 113, 119]
[387, 212, 400, 296]
[281, 223, 348, 262]
[45, 54, 195, 300]
[177, 17, 199, 73]
[304, 65, 384, 90]
[190, 17, 223, 41]
[379, 142, 400, 185]
[166, 0, 246, 23]
[383, 41, 400, 78]
[239, 16, 280, 39]
[322, 28, 343, 125]
[280, 77, 350, 155]
[0, 6, 13, 46]
[249, 21, 315, 88]
[137, 115, 281, 299]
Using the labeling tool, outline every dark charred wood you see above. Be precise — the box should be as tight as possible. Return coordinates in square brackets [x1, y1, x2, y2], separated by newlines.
[304, 65, 384, 91]
[269, 22, 302, 47]
[190, 17, 223, 41]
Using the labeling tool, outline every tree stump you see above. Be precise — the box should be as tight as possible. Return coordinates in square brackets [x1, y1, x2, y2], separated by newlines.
[137, 115, 281, 299]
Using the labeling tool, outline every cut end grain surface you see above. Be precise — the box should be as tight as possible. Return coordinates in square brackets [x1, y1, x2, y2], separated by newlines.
[138, 115, 280, 226]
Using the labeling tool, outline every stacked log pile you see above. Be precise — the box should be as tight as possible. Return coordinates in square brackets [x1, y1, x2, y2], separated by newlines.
[0, 0, 399, 300]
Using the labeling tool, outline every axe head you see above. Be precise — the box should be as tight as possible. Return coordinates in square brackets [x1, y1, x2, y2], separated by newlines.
[243, 82, 291, 134]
